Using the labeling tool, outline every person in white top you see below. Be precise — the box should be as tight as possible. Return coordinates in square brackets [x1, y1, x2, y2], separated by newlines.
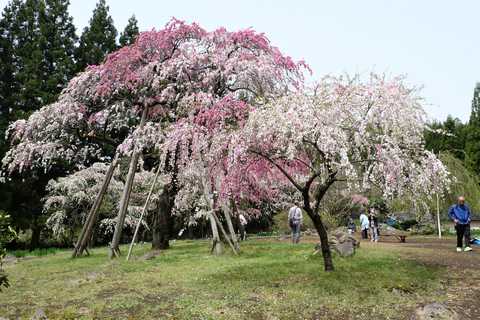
[359, 210, 369, 240]
[288, 202, 303, 243]
[238, 213, 247, 241]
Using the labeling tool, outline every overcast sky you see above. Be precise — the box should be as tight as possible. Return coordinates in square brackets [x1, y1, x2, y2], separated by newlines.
[1, 0, 479, 122]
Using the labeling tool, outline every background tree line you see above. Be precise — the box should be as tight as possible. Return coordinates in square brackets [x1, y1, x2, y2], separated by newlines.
[423, 83, 480, 215]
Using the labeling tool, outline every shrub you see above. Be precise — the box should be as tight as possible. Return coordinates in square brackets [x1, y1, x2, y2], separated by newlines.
[0, 212, 17, 291]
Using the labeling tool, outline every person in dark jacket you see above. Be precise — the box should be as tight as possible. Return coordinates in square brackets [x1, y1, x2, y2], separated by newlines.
[368, 208, 379, 242]
[448, 196, 472, 252]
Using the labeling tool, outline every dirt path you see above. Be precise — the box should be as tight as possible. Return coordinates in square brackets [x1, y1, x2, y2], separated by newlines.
[277, 234, 480, 318]
[372, 237, 480, 319]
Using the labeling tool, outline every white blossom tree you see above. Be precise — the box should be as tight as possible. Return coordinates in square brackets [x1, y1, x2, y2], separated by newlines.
[44, 162, 166, 246]
[230, 74, 451, 271]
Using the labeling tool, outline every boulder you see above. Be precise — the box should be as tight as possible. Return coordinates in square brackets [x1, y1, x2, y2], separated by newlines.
[411, 303, 458, 320]
[327, 227, 360, 257]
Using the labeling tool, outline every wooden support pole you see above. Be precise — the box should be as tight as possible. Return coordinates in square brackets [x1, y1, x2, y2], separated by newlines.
[72, 154, 119, 258]
[211, 211, 238, 255]
[209, 212, 223, 255]
[222, 204, 239, 251]
[126, 164, 162, 261]
[109, 107, 148, 259]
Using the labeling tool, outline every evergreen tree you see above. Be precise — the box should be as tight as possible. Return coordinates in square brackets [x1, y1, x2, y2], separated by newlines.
[43, 0, 77, 103]
[13, 0, 49, 116]
[466, 83, 480, 174]
[76, 0, 117, 71]
[119, 14, 139, 47]
[425, 116, 466, 160]
[0, 0, 22, 153]
[0, 0, 78, 249]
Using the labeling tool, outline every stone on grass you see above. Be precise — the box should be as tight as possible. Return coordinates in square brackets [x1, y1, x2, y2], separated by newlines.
[30, 308, 48, 320]
[142, 250, 162, 260]
[411, 303, 458, 320]
[327, 227, 360, 257]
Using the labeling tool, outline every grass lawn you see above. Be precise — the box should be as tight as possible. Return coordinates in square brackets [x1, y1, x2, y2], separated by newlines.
[0, 240, 444, 319]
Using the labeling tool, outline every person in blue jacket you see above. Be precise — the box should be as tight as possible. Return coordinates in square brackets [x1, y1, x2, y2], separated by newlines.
[448, 196, 472, 252]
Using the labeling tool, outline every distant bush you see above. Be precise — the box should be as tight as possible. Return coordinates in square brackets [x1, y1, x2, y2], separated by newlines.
[411, 224, 436, 235]
[398, 219, 418, 231]
[272, 210, 340, 234]
[0, 212, 17, 291]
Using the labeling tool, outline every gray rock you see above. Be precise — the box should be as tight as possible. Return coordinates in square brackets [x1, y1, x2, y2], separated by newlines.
[31, 308, 48, 320]
[326, 227, 360, 257]
[411, 303, 458, 320]
[2, 255, 17, 265]
[141, 250, 162, 260]
[334, 241, 355, 257]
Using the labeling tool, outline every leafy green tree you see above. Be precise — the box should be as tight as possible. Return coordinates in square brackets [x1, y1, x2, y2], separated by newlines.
[76, 0, 117, 71]
[0, 0, 78, 249]
[425, 116, 467, 160]
[43, 0, 77, 103]
[0, 212, 16, 291]
[0, 0, 22, 155]
[13, 0, 50, 116]
[466, 83, 480, 174]
[119, 15, 139, 47]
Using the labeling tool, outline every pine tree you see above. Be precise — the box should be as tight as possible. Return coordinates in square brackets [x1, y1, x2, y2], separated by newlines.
[43, 0, 77, 104]
[466, 83, 480, 174]
[0, 0, 78, 249]
[13, 0, 50, 117]
[76, 0, 117, 71]
[119, 15, 139, 47]
[0, 0, 22, 151]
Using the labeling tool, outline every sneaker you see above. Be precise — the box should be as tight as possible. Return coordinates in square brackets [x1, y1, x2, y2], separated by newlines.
[456, 247, 462, 252]
[464, 247, 473, 252]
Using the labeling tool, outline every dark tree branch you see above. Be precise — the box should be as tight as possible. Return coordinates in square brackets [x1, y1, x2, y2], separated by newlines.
[249, 149, 304, 192]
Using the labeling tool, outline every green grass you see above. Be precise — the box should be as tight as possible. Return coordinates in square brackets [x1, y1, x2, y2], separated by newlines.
[0, 240, 444, 319]
[7, 247, 64, 258]
[472, 229, 480, 238]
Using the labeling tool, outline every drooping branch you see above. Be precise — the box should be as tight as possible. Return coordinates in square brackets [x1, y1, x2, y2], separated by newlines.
[249, 150, 304, 192]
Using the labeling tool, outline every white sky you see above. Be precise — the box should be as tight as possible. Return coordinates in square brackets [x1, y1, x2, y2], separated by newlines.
[1, 0, 479, 122]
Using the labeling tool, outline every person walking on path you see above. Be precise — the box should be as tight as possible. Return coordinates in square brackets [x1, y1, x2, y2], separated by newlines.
[288, 202, 303, 244]
[449, 196, 472, 252]
[238, 213, 247, 241]
[369, 208, 379, 242]
[359, 210, 369, 240]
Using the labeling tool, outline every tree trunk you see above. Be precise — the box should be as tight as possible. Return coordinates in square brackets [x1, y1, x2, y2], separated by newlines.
[306, 208, 334, 271]
[29, 224, 41, 251]
[109, 107, 148, 259]
[151, 183, 175, 250]
[152, 205, 170, 250]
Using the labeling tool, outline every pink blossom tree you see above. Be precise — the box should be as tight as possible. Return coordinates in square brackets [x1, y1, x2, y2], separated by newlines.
[156, 95, 287, 253]
[230, 74, 451, 271]
[3, 18, 307, 258]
